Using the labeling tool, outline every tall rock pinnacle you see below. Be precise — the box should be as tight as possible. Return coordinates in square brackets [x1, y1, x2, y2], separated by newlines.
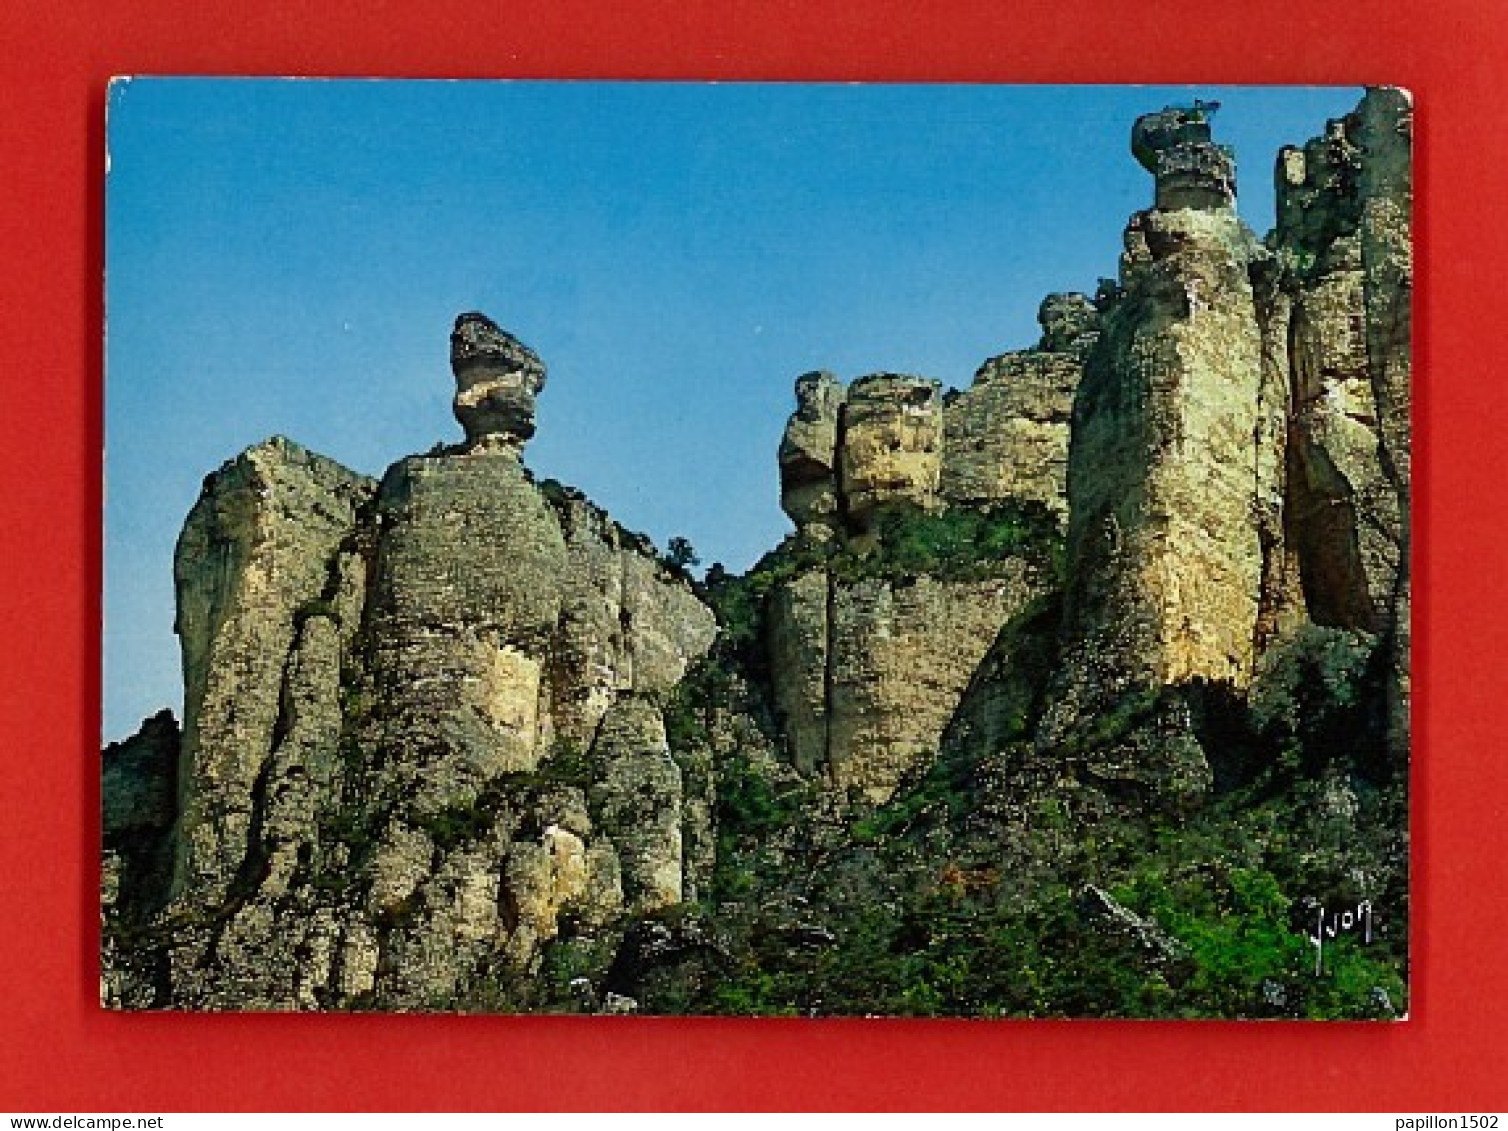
[103, 93, 1410, 1018]
[450, 312, 546, 453]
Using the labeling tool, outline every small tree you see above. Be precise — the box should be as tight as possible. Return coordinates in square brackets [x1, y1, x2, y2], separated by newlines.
[667, 536, 700, 571]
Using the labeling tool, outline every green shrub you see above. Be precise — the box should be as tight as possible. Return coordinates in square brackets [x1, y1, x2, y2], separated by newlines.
[853, 500, 1062, 582]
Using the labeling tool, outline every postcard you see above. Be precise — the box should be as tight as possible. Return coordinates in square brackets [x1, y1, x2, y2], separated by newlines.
[102, 79, 1410, 1017]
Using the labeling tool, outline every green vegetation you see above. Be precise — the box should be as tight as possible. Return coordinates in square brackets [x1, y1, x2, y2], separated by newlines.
[1248, 624, 1388, 780]
[636, 511, 1406, 1020]
[1063, 686, 1165, 755]
[708, 747, 817, 904]
[417, 798, 497, 854]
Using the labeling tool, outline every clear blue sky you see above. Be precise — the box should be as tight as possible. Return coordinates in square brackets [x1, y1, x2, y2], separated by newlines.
[104, 79, 1362, 741]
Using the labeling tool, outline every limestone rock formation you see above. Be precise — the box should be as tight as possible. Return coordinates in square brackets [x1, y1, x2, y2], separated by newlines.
[1037, 104, 1265, 800]
[766, 303, 1075, 800]
[940, 294, 1095, 518]
[1036, 292, 1101, 354]
[769, 564, 1039, 801]
[590, 697, 685, 911]
[1268, 88, 1413, 761]
[1356, 88, 1413, 763]
[106, 316, 716, 1010]
[824, 571, 1036, 800]
[170, 436, 376, 908]
[1275, 115, 1399, 632]
[102, 709, 178, 848]
[451, 311, 547, 453]
[777, 322, 1088, 544]
[778, 370, 845, 540]
[1131, 102, 1236, 211]
[545, 485, 719, 744]
[765, 567, 833, 777]
[764, 306, 1080, 803]
[839, 375, 945, 533]
[101, 708, 178, 952]
[1032, 90, 1412, 798]
[368, 450, 567, 812]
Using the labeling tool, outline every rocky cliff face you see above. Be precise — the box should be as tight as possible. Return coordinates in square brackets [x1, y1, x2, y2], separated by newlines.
[105, 90, 1411, 1018]
[1273, 89, 1413, 763]
[169, 437, 376, 911]
[766, 294, 1089, 801]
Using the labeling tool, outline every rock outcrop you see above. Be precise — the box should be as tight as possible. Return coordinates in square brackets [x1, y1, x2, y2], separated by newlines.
[1036, 101, 1265, 801]
[1270, 88, 1413, 761]
[1023, 93, 1411, 802]
[169, 437, 376, 908]
[776, 297, 1094, 546]
[547, 486, 721, 743]
[368, 450, 568, 810]
[839, 375, 946, 534]
[106, 90, 1410, 1019]
[762, 294, 1092, 800]
[1131, 102, 1237, 211]
[940, 294, 1096, 519]
[1275, 117, 1398, 632]
[1358, 89, 1413, 764]
[769, 564, 1040, 801]
[101, 707, 179, 973]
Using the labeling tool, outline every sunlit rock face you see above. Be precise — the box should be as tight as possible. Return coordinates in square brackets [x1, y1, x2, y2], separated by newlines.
[106, 90, 1411, 1018]
[109, 315, 715, 1010]
[839, 374, 946, 535]
[940, 293, 1095, 522]
[1035, 102, 1266, 803]
[778, 370, 845, 542]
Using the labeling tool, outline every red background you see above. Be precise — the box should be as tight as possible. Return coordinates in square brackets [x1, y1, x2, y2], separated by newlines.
[2, 0, 1504, 1112]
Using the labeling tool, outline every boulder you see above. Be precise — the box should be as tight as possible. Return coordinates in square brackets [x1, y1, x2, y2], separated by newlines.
[450, 311, 547, 453]
[839, 374, 944, 532]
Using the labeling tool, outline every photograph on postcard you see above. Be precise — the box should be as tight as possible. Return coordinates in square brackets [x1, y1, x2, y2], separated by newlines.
[101, 80, 1411, 1017]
